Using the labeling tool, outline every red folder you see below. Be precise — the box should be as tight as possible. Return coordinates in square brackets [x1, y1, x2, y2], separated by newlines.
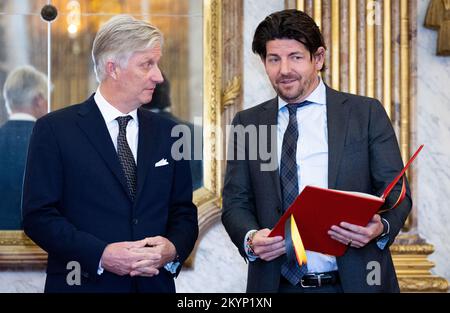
[269, 145, 424, 256]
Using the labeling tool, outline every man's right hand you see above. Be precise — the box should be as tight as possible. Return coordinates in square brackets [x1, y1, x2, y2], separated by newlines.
[100, 240, 159, 276]
[251, 229, 285, 261]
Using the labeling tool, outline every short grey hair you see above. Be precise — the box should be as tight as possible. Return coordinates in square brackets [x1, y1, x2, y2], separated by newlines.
[92, 15, 163, 82]
[3, 65, 48, 113]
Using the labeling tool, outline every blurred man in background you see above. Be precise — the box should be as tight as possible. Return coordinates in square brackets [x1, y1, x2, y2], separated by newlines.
[0, 65, 48, 229]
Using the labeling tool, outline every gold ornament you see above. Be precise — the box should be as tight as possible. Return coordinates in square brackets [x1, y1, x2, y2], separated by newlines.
[425, 0, 450, 55]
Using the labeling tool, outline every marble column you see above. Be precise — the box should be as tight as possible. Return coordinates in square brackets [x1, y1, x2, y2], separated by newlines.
[0, 271, 45, 292]
[416, 0, 450, 282]
[175, 223, 247, 292]
[243, 0, 284, 109]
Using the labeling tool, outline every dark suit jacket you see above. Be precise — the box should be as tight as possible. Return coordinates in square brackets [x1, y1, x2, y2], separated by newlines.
[151, 111, 203, 190]
[0, 120, 34, 229]
[222, 86, 412, 293]
[22, 95, 198, 293]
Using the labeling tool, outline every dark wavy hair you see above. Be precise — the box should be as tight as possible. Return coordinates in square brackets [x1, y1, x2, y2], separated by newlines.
[252, 9, 326, 71]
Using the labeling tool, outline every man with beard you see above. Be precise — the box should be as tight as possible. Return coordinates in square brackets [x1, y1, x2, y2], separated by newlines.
[222, 9, 411, 293]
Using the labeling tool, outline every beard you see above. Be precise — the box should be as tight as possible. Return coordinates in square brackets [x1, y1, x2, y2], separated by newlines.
[273, 74, 314, 103]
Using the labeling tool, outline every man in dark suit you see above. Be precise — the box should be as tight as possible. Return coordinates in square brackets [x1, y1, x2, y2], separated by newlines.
[222, 9, 411, 293]
[22, 15, 198, 293]
[0, 66, 48, 229]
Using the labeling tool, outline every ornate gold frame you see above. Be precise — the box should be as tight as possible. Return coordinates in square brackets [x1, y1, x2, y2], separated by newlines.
[194, 0, 223, 238]
[0, 0, 225, 269]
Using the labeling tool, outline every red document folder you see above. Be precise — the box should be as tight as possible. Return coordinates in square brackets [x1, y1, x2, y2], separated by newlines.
[269, 145, 424, 256]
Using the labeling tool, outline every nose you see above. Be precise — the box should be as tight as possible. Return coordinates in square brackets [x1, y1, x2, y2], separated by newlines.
[152, 65, 164, 84]
[279, 58, 291, 75]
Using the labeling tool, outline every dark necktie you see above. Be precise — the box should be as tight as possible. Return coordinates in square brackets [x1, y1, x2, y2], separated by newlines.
[116, 116, 137, 201]
[280, 101, 311, 285]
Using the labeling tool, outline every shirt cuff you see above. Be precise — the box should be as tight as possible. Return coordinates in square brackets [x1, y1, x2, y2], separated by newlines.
[244, 230, 259, 262]
[164, 261, 181, 274]
[97, 259, 104, 275]
[381, 218, 390, 235]
[376, 218, 390, 250]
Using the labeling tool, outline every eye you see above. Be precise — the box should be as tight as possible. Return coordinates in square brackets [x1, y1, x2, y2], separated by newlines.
[141, 61, 154, 69]
[267, 57, 280, 63]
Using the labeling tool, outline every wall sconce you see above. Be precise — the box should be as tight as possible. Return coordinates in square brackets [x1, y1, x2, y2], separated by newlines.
[67, 0, 81, 38]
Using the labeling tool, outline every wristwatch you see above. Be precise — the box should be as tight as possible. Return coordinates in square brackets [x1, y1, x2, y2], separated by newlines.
[380, 218, 390, 237]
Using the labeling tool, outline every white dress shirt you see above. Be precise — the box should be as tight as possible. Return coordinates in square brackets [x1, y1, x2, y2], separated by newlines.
[9, 113, 37, 122]
[94, 88, 138, 275]
[94, 88, 139, 163]
[276, 77, 338, 273]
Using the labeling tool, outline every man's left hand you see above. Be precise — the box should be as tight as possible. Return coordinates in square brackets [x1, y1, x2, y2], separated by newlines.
[129, 236, 177, 276]
[328, 214, 384, 248]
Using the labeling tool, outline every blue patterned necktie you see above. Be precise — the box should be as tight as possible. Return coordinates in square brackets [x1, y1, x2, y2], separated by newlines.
[116, 116, 137, 201]
[280, 101, 311, 285]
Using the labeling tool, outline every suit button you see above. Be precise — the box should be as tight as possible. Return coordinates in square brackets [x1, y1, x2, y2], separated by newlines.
[132, 218, 139, 225]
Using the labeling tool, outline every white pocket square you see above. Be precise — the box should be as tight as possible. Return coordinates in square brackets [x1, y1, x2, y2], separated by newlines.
[155, 158, 169, 167]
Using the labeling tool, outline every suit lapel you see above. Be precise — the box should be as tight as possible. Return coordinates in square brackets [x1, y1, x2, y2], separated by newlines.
[259, 97, 282, 205]
[326, 86, 350, 189]
[76, 95, 130, 198]
[134, 109, 159, 204]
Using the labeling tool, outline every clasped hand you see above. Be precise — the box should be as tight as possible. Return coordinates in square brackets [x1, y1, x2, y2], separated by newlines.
[100, 236, 177, 277]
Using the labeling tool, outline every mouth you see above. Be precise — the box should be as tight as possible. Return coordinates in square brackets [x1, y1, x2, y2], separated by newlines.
[277, 77, 299, 85]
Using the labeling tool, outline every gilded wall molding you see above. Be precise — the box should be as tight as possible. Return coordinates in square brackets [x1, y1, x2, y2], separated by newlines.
[392, 235, 449, 292]
[221, 76, 242, 112]
[399, 277, 449, 292]
[187, 0, 245, 267]
[202, 0, 221, 197]
[0, 231, 46, 269]
[424, 0, 450, 55]
[391, 244, 435, 255]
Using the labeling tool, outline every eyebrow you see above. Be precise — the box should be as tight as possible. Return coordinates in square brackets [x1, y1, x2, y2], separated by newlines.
[266, 51, 304, 57]
[140, 57, 156, 64]
[140, 54, 162, 63]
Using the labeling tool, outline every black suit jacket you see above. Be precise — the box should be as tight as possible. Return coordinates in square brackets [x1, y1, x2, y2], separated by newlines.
[222, 86, 411, 293]
[22, 95, 198, 293]
[152, 111, 203, 190]
[0, 120, 34, 229]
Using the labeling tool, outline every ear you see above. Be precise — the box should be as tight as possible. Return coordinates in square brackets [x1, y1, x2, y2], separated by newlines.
[314, 47, 326, 71]
[32, 94, 48, 118]
[32, 94, 43, 108]
[106, 61, 118, 80]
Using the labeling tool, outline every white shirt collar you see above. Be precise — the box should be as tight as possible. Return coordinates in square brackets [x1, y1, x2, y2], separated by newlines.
[9, 113, 37, 122]
[94, 87, 139, 126]
[278, 76, 327, 110]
